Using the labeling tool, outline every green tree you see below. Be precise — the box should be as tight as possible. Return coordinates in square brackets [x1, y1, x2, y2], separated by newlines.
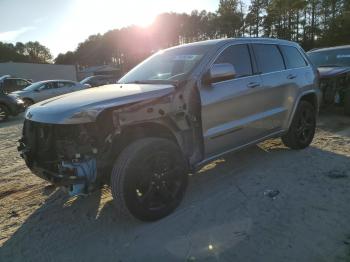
[217, 0, 244, 37]
[0, 41, 52, 63]
[23, 41, 52, 63]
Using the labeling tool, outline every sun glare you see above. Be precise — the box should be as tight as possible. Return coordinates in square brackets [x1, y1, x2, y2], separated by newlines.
[73, 0, 157, 29]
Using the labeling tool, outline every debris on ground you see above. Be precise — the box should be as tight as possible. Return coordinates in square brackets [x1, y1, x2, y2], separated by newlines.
[8, 211, 19, 218]
[264, 189, 280, 199]
[326, 170, 348, 179]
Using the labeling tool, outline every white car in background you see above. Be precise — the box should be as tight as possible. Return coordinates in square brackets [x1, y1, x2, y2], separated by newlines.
[11, 80, 90, 107]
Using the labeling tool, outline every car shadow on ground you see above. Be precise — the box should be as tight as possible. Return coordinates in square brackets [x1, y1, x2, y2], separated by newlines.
[1, 141, 350, 262]
[318, 108, 350, 138]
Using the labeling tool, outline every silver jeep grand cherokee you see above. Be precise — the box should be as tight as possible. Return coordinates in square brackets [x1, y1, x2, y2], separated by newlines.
[19, 38, 321, 221]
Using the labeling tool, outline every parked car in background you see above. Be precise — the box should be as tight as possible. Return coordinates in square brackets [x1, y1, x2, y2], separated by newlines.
[0, 89, 25, 121]
[19, 38, 320, 221]
[80, 75, 119, 87]
[11, 80, 89, 107]
[0, 75, 32, 93]
[307, 45, 350, 115]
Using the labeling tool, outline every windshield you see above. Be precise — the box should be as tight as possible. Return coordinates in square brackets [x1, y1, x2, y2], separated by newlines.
[118, 44, 212, 84]
[80, 76, 96, 84]
[308, 48, 350, 67]
[0, 75, 10, 81]
[22, 81, 46, 91]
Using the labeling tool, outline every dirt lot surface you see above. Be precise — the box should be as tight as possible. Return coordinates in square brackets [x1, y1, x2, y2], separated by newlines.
[0, 111, 349, 262]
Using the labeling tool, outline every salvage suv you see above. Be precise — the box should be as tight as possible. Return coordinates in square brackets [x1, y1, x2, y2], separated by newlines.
[19, 38, 320, 221]
[308, 45, 350, 115]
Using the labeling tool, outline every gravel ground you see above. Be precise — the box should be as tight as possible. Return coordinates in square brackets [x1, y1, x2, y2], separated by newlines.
[0, 111, 349, 262]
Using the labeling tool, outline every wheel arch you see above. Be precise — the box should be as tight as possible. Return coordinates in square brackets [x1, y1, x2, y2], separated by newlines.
[0, 102, 11, 114]
[286, 90, 320, 129]
[119, 121, 179, 145]
[300, 92, 318, 110]
[110, 120, 189, 163]
[22, 97, 34, 103]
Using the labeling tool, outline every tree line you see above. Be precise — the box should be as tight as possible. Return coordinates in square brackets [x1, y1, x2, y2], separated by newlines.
[2, 0, 350, 69]
[0, 41, 52, 63]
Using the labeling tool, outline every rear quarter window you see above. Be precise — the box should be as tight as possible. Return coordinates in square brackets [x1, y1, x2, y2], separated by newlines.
[280, 45, 307, 69]
[252, 44, 285, 74]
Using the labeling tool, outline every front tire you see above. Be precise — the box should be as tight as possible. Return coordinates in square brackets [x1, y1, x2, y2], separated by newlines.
[0, 104, 9, 122]
[111, 138, 188, 221]
[344, 90, 350, 116]
[282, 101, 316, 149]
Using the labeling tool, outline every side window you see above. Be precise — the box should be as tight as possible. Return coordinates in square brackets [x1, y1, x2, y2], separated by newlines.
[39, 82, 55, 90]
[214, 44, 252, 78]
[57, 82, 75, 88]
[252, 44, 285, 74]
[2, 79, 13, 93]
[280, 45, 307, 69]
[3, 79, 11, 87]
[16, 79, 28, 87]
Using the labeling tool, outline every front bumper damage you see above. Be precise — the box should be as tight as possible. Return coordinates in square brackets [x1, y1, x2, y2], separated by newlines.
[18, 120, 103, 196]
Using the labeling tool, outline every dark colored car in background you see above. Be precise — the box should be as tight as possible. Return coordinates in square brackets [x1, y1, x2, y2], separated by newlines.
[0, 75, 32, 93]
[307, 46, 350, 115]
[0, 90, 25, 121]
[80, 75, 118, 87]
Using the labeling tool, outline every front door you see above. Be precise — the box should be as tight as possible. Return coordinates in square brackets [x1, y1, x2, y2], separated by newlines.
[200, 44, 266, 158]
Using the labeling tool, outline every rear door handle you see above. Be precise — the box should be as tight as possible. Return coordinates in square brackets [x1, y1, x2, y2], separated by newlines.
[287, 74, 297, 79]
[247, 82, 260, 88]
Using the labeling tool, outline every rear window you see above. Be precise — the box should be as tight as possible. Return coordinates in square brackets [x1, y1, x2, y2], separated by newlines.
[252, 44, 285, 74]
[280, 45, 307, 69]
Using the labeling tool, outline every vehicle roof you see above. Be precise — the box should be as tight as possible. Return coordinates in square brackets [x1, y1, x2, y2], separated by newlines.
[32, 80, 77, 84]
[308, 45, 350, 53]
[88, 75, 114, 78]
[5, 77, 29, 80]
[173, 37, 300, 50]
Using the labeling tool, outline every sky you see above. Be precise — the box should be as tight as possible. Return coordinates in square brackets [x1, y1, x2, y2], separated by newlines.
[0, 0, 249, 58]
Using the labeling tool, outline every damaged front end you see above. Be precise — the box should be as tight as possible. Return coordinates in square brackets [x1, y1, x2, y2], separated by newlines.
[18, 120, 108, 196]
[320, 73, 350, 106]
[18, 82, 204, 196]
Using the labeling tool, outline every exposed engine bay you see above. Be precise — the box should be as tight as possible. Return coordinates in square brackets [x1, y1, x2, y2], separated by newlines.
[319, 73, 350, 106]
[18, 121, 110, 195]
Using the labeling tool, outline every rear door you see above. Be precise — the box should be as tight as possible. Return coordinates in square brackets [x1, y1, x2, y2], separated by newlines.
[200, 43, 266, 157]
[55, 81, 78, 95]
[279, 45, 313, 126]
[35, 82, 57, 101]
[251, 43, 289, 131]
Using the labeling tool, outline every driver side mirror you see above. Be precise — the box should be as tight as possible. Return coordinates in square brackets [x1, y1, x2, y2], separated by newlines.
[203, 63, 236, 84]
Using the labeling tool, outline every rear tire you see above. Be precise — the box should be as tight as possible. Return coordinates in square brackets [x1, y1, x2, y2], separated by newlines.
[282, 101, 316, 150]
[0, 104, 9, 122]
[110, 138, 188, 221]
[344, 90, 350, 116]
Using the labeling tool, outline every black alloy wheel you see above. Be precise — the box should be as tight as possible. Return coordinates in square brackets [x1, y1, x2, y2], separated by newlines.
[111, 138, 188, 221]
[282, 101, 316, 149]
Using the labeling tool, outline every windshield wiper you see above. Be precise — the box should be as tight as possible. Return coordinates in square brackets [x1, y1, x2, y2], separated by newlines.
[121, 79, 179, 87]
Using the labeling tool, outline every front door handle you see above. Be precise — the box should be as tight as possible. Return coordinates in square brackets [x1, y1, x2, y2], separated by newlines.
[247, 82, 260, 88]
[287, 74, 297, 79]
